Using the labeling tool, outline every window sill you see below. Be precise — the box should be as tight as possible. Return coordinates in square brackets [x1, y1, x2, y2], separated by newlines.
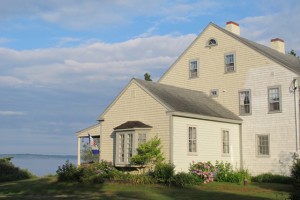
[268, 111, 282, 114]
[188, 152, 198, 156]
[256, 155, 270, 158]
[221, 154, 231, 157]
[239, 113, 252, 116]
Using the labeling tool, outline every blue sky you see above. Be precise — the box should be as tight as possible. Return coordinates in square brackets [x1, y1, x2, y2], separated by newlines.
[0, 0, 299, 155]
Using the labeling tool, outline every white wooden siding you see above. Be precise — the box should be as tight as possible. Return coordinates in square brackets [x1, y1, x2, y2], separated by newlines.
[160, 24, 299, 175]
[172, 116, 241, 173]
[100, 81, 170, 163]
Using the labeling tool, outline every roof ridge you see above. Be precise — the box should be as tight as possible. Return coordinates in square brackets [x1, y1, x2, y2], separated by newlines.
[211, 23, 300, 74]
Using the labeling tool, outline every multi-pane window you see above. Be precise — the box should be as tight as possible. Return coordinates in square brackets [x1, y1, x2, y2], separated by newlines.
[119, 134, 125, 163]
[189, 60, 198, 78]
[138, 133, 147, 145]
[268, 87, 281, 112]
[239, 90, 251, 115]
[222, 130, 230, 155]
[225, 53, 235, 73]
[188, 127, 197, 153]
[257, 135, 270, 156]
[127, 134, 133, 162]
[116, 131, 149, 165]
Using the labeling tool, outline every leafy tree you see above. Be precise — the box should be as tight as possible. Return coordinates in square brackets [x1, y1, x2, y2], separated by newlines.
[0, 157, 34, 182]
[130, 136, 164, 168]
[288, 50, 300, 59]
[144, 73, 152, 81]
[81, 143, 99, 163]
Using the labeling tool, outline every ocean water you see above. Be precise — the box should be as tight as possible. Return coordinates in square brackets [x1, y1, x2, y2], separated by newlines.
[0, 154, 77, 177]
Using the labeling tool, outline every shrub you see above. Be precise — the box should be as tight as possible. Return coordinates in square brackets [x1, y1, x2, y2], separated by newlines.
[56, 160, 83, 182]
[0, 157, 34, 182]
[170, 172, 201, 187]
[189, 161, 214, 184]
[153, 162, 175, 184]
[290, 158, 300, 200]
[130, 136, 164, 167]
[291, 158, 300, 183]
[235, 169, 251, 184]
[80, 160, 117, 183]
[126, 174, 156, 184]
[214, 160, 235, 182]
[252, 173, 293, 184]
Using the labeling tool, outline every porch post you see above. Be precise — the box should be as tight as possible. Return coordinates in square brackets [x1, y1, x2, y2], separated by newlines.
[77, 137, 81, 166]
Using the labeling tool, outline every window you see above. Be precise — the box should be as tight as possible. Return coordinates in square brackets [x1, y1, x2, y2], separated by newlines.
[115, 130, 150, 165]
[189, 60, 198, 78]
[119, 134, 125, 163]
[268, 86, 281, 113]
[188, 126, 197, 153]
[138, 133, 147, 145]
[225, 53, 235, 73]
[239, 90, 251, 115]
[127, 133, 133, 162]
[257, 135, 270, 156]
[207, 38, 218, 46]
[117, 132, 134, 164]
[210, 89, 219, 98]
[222, 130, 230, 155]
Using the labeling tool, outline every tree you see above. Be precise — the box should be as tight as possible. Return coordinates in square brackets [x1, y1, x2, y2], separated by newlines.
[130, 136, 164, 168]
[81, 143, 99, 163]
[288, 50, 300, 59]
[144, 73, 152, 81]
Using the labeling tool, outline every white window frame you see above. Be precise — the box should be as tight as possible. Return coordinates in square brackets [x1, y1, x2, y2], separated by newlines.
[115, 130, 149, 166]
[188, 126, 197, 155]
[224, 52, 236, 73]
[221, 129, 230, 156]
[239, 90, 251, 115]
[268, 86, 282, 113]
[189, 59, 199, 78]
[256, 134, 270, 157]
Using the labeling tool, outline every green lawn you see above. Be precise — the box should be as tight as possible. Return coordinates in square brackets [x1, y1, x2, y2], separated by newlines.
[0, 177, 294, 200]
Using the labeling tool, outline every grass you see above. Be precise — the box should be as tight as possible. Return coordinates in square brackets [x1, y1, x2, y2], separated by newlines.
[0, 177, 294, 200]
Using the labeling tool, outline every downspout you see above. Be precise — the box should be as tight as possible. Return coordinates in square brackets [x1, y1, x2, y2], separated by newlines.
[290, 78, 299, 152]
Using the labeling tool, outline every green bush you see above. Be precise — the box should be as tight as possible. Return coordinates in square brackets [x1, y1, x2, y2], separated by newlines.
[290, 158, 300, 200]
[0, 157, 34, 182]
[80, 160, 117, 183]
[170, 172, 201, 187]
[56, 160, 83, 182]
[252, 173, 293, 184]
[291, 158, 300, 183]
[153, 162, 175, 184]
[126, 174, 156, 184]
[130, 136, 164, 166]
[214, 161, 235, 182]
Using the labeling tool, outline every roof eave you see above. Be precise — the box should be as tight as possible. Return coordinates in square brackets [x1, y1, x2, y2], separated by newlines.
[167, 111, 242, 124]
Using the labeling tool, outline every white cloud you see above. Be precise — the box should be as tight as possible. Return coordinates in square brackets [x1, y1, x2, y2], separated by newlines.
[239, 1, 300, 52]
[0, 111, 26, 116]
[0, 34, 196, 92]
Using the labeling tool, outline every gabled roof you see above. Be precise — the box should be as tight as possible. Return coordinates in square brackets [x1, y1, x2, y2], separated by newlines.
[134, 79, 241, 122]
[159, 22, 300, 82]
[211, 23, 300, 75]
[114, 121, 152, 130]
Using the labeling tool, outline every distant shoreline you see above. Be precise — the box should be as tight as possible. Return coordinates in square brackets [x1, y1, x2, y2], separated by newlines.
[0, 153, 76, 157]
